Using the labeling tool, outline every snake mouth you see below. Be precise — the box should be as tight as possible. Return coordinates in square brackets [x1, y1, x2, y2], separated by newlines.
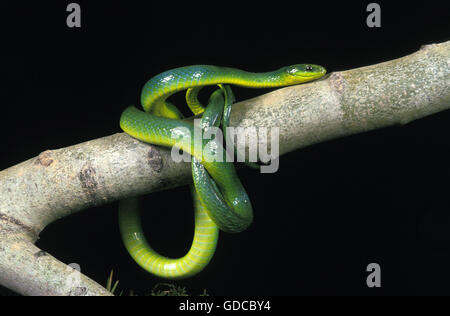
[306, 67, 327, 77]
[296, 71, 327, 80]
[299, 72, 325, 78]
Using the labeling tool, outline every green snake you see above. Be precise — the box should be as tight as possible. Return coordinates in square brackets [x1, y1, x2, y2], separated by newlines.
[118, 64, 326, 279]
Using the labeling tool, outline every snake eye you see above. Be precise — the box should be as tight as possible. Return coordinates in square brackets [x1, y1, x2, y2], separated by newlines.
[305, 65, 313, 71]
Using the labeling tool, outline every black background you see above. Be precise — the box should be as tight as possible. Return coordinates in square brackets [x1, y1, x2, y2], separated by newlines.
[1, 1, 449, 296]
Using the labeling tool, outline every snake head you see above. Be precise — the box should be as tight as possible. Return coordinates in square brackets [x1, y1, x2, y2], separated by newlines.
[284, 64, 327, 83]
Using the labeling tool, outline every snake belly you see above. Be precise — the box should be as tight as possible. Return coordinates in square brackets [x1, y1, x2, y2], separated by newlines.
[119, 64, 326, 279]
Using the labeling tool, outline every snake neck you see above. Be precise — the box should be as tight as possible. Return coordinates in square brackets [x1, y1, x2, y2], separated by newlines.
[140, 65, 290, 113]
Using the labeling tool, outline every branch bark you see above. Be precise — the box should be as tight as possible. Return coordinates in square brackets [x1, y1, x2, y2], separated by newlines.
[0, 41, 449, 295]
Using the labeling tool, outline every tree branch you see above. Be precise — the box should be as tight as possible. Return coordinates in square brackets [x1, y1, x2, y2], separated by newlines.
[0, 41, 448, 295]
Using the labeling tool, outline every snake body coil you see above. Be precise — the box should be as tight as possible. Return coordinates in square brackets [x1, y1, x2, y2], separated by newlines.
[119, 64, 326, 279]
